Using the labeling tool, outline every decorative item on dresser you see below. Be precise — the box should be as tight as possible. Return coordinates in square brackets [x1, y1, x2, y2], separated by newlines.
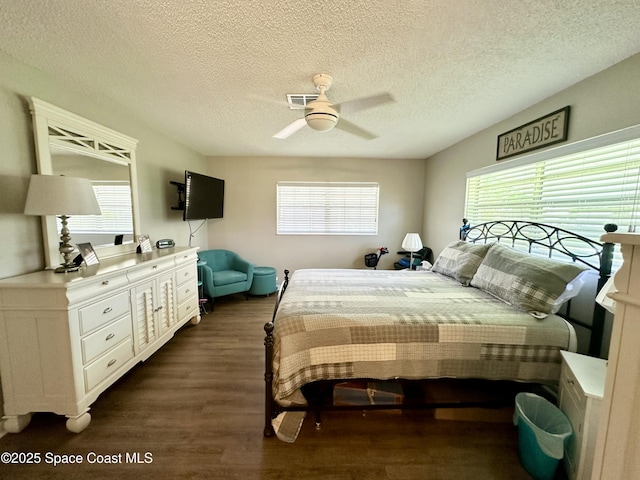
[137, 234, 153, 253]
[77, 242, 99, 267]
[0, 247, 201, 434]
[23, 174, 102, 273]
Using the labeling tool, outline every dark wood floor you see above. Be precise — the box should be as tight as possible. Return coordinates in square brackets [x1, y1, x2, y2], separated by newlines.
[1, 294, 547, 479]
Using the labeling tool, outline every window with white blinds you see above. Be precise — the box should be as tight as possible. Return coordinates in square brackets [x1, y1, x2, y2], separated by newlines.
[59, 181, 133, 234]
[465, 137, 640, 242]
[277, 181, 379, 235]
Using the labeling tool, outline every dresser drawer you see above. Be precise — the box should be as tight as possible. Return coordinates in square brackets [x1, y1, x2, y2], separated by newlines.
[81, 315, 132, 364]
[561, 366, 586, 411]
[176, 280, 197, 304]
[561, 376, 586, 436]
[176, 263, 197, 286]
[78, 291, 130, 335]
[176, 251, 199, 266]
[67, 273, 129, 304]
[84, 338, 134, 392]
[177, 296, 197, 322]
[127, 258, 175, 283]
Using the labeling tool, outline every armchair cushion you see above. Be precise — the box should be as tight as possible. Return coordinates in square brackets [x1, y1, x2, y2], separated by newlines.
[213, 270, 248, 286]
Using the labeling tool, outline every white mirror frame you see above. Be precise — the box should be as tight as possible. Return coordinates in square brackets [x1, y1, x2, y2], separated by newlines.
[29, 97, 141, 269]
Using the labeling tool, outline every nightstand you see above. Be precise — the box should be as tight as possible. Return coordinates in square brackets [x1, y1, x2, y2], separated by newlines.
[559, 350, 607, 480]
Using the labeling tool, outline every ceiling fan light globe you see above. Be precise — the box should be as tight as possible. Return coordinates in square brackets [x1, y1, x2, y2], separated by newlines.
[305, 112, 338, 132]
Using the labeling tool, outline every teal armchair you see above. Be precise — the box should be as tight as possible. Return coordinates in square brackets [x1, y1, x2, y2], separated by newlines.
[199, 249, 254, 302]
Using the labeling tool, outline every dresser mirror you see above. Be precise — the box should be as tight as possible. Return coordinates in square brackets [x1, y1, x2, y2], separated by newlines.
[29, 97, 141, 269]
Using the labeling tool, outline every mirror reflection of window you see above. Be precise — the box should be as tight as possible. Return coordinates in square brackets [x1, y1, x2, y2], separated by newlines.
[52, 150, 134, 247]
[56, 181, 134, 247]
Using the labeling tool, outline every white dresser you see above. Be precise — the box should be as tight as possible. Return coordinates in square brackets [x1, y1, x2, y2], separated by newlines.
[558, 350, 606, 480]
[0, 247, 200, 433]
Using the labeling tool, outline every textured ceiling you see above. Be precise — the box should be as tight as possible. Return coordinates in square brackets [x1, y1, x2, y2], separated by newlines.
[2, 1, 640, 159]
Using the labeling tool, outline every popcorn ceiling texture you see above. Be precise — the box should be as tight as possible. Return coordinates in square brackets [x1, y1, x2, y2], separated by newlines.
[1, 0, 639, 159]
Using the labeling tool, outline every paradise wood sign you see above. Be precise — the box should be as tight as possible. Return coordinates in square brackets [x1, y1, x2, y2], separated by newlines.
[496, 106, 570, 160]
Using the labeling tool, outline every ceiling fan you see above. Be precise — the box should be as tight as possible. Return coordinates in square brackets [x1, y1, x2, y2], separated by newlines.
[273, 73, 394, 140]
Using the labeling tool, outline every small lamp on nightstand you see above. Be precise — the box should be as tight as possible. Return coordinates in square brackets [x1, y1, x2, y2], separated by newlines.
[24, 174, 101, 273]
[401, 232, 423, 270]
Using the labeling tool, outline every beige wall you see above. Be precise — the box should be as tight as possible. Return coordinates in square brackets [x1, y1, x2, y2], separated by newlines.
[197, 156, 426, 275]
[423, 52, 640, 257]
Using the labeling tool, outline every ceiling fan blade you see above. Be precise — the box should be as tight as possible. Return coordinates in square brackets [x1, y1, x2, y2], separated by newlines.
[273, 118, 308, 139]
[335, 118, 377, 140]
[336, 92, 394, 115]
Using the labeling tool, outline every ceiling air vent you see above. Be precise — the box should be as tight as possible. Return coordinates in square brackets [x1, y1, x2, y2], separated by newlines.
[286, 94, 318, 110]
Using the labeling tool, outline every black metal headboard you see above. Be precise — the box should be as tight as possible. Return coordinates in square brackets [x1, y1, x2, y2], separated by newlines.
[460, 219, 617, 357]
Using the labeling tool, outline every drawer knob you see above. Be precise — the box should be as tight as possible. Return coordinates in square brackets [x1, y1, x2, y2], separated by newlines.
[102, 280, 110, 286]
[103, 307, 113, 314]
[152, 265, 158, 270]
[107, 359, 117, 367]
[105, 333, 115, 341]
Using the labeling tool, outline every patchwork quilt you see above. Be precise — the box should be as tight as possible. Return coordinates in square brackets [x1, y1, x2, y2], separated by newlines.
[270, 268, 575, 442]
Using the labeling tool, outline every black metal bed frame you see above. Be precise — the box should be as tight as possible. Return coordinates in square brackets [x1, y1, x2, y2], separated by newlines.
[263, 220, 617, 438]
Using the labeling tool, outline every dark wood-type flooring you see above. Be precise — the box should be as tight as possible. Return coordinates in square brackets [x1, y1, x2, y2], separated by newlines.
[0, 294, 558, 479]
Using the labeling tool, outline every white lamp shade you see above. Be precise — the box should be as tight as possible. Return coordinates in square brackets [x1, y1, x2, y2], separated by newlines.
[24, 174, 101, 216]
[402, 232, 423, 252]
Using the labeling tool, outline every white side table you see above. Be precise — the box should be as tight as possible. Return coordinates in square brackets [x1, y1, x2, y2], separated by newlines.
[558, 350, 607, 480]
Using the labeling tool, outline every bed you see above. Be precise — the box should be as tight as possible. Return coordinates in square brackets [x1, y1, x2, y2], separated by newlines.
[263, 221, 616, 442]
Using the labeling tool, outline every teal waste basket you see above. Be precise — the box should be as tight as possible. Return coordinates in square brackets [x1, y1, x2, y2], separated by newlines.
[513, 392, 572, 480]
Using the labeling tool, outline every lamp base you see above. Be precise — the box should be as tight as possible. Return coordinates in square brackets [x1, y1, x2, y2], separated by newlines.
[55, 214, 79, 273]
[54, 263, 80, 273]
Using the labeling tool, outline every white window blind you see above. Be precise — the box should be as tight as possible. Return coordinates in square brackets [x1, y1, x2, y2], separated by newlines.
[465, 138, 640, 242]
[465, 139, 640, 270]
[59, 181, 133, 234]
[277, 181, 379, 235]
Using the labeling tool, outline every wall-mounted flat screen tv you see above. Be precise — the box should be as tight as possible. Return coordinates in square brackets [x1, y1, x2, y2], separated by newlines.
[183, 170, 224, 220]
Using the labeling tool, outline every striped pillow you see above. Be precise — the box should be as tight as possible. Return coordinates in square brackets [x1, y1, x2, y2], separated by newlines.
[431, 241, 492, 285]
[470, 243, 587, 316]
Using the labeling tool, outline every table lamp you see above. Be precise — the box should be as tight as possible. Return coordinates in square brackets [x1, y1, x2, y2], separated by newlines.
[24, 174, 102, 273]
[401, 232, 423, 270]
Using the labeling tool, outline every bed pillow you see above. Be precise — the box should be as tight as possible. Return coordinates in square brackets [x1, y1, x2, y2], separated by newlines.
[470, 242, 588, 316]
[550, 269, 590, 313]
[431, 241, 493, 285]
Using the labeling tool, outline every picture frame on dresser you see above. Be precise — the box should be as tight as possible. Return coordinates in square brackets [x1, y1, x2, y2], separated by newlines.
[137, 234, 153, 253]
[77, 242, 99, 266]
